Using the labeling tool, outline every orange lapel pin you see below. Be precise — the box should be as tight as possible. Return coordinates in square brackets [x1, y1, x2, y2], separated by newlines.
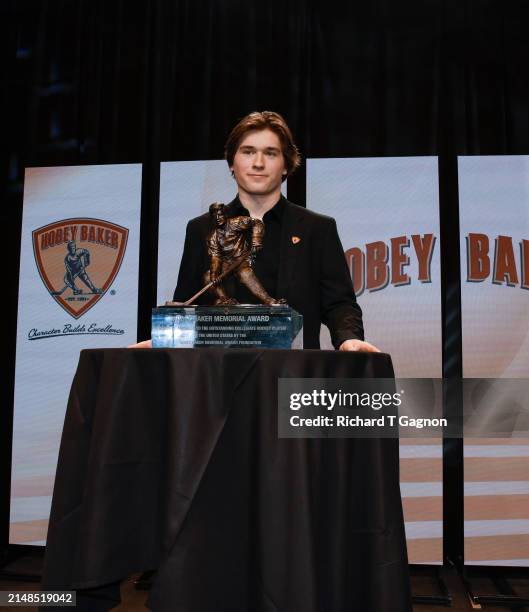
[291, 236, 301, 245]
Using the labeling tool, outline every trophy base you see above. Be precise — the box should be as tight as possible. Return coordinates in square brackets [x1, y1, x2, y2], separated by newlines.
[152, 304, 303, 349]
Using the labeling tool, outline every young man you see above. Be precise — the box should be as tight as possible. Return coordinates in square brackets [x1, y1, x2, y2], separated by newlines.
[174, 111, 379, 352]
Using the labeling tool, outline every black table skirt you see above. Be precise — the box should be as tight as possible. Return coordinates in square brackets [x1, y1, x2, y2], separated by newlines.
[41, 348, 411, 612]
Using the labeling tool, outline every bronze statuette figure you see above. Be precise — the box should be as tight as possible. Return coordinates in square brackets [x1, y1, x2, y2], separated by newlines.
[182, 202, 285, 306]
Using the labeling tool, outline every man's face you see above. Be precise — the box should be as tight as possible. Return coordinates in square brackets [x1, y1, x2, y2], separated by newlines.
[214, 208, 226, 227]
[230, 129, 287, 197]
[67, 241, 76, 255]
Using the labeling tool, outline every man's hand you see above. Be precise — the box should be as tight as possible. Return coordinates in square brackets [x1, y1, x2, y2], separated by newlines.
[128, 339, 152, 348]
[339, 339, 381, 352]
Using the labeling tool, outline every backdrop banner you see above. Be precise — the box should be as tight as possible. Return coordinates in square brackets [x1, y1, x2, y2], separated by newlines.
[307, 157, 442, 564]
[10, 164, 142, 545]
[459, 155, 529, 567]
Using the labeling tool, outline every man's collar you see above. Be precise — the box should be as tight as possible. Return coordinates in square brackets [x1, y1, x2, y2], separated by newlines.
[230, 194, 286, 222]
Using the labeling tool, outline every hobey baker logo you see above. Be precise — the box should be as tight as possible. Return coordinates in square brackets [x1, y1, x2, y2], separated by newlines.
[345, 234, 436, 296]
[466, 233, 529, 289]
[32, 218, 129, 319]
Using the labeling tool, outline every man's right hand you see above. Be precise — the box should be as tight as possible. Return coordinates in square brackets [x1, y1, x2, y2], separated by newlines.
[128, 339, 152, 349]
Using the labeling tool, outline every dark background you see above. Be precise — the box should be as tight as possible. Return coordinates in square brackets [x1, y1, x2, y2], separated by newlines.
[2, 0, 529, 567]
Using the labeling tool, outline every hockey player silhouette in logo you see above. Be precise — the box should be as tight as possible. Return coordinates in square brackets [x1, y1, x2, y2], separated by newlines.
[63, 240, 102, 295]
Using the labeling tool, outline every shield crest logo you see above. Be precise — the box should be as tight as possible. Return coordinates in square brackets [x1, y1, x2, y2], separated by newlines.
[32, 218, 129, 319]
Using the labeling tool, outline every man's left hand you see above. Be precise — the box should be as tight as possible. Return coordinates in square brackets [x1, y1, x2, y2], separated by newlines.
[339, 339, 381, 352]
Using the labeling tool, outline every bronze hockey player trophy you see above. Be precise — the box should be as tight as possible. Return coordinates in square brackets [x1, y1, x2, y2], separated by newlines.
[152, 203, 302, 348]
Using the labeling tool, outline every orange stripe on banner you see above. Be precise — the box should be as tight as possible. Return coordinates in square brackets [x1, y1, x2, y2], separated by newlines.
[402, 497, 443, 522]
[400, 439, 442, 446]
[9, 519, 48, 544]
[464, 438, 529, 446]
[407, 538, 443, 564]
[466, 534, 529, 562]
[10, 475, 55, 497]
[464, 495, 529, 520]
[464, 457, 529, 481]
[400, 458, 443, 482]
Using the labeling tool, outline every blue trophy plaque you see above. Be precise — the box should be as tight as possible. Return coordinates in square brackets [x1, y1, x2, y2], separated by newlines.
[152, 305, 303, 349]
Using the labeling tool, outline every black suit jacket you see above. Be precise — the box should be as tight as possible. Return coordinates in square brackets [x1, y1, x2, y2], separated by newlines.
[174, 197, 364, 349]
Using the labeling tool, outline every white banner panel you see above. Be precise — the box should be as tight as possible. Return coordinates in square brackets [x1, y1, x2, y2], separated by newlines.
[157, 160, 285, 304]
[459, 156, 529, 379]
[10, 164, 142, 545]
[307, 157, 442, 564]
[459, 155, 529, 566]
[307, 157, 442, 376]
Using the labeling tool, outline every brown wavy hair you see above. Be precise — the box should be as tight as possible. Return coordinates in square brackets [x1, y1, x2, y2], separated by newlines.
[224, 111, 301, 180]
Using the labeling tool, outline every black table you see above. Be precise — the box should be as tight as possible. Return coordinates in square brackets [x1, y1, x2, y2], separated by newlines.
[42, 348, 411, 611]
